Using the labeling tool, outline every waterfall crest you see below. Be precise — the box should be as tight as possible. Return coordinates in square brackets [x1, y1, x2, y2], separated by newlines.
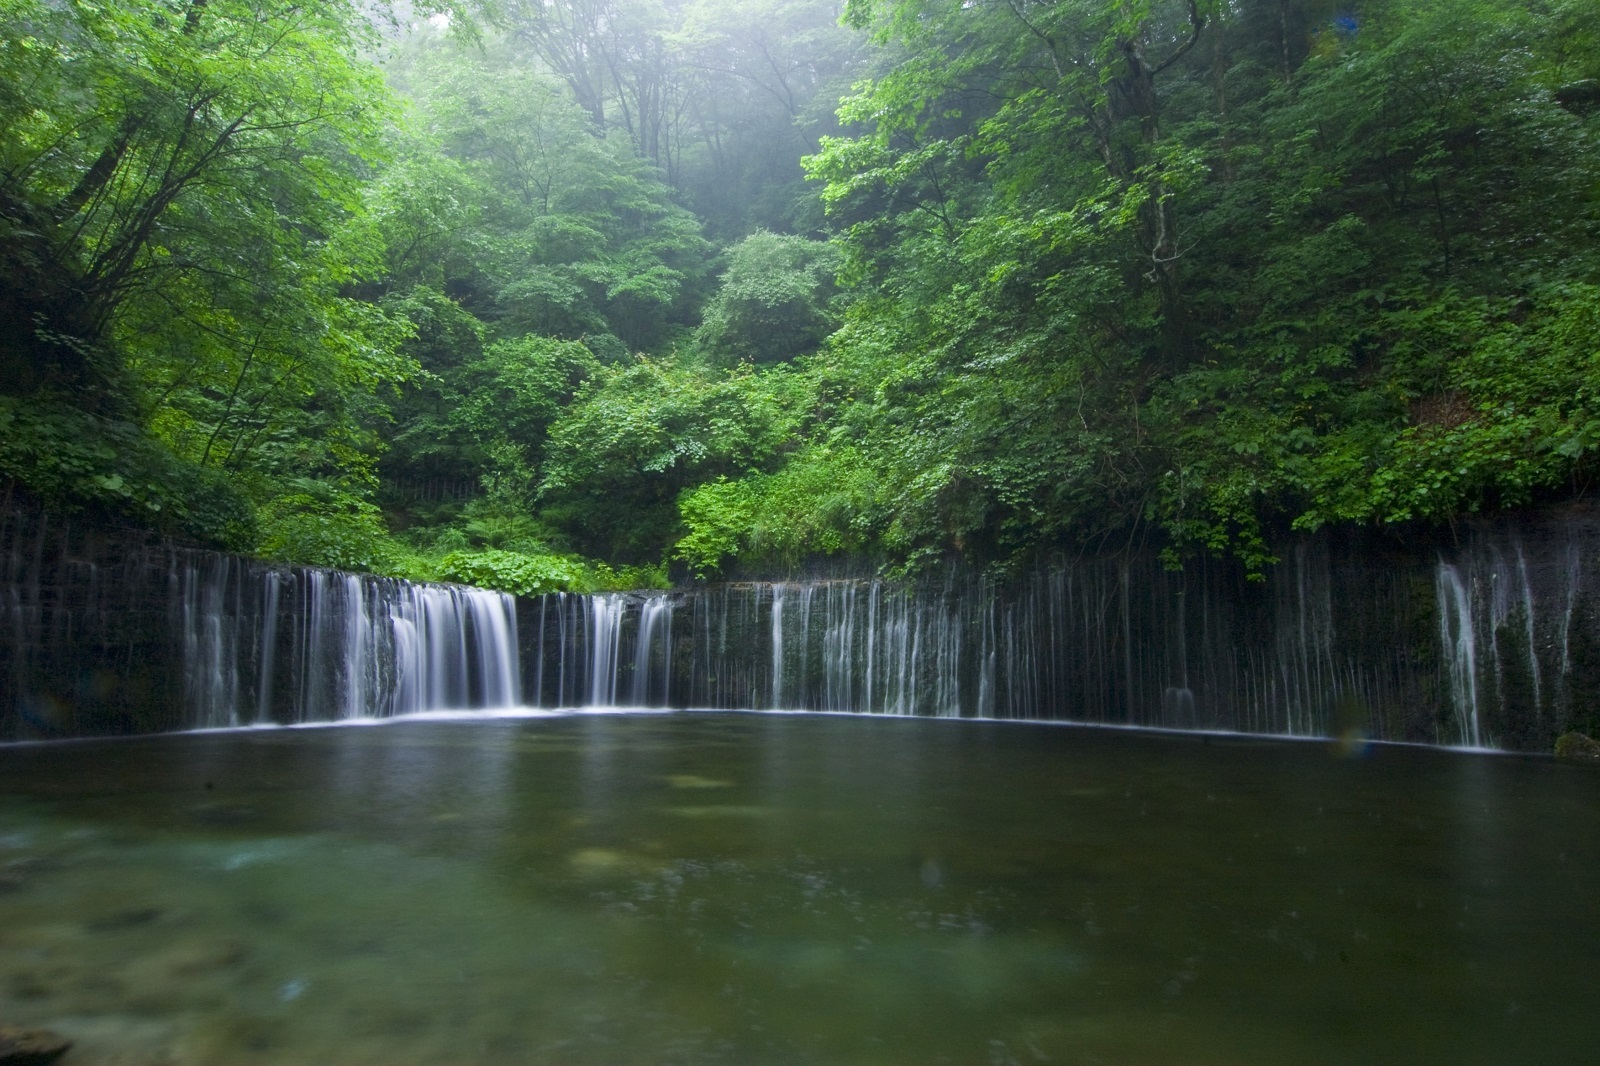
[9, 502, 1600, 749]
[174, 559, 521, 730]
[521, 511, 1600, 751]
[2, 509, 519, 739]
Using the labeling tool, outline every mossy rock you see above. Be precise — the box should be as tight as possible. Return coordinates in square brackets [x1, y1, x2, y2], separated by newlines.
[0, 1026, 72, 1065]
[1554, 731, 1600, 761]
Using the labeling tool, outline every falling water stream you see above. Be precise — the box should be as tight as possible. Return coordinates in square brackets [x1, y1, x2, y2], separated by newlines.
[522, 519, 1600, 751]
[185, 562, 521, 727]
[2, 516, 521, 738]
[9, 505, 1600, 748]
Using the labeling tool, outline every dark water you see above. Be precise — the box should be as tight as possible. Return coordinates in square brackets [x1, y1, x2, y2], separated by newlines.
[0, 712, 1596, 1065]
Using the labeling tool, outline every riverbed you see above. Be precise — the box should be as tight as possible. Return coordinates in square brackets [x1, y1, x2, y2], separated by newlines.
[0, 712, 1595, 1064]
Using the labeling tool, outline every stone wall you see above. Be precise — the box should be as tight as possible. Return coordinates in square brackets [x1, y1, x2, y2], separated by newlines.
[1, 504, 520, 742]
[518, 504, 1600, 751]
[0, 506, 191, 738]
[10, 497, 1600, 750]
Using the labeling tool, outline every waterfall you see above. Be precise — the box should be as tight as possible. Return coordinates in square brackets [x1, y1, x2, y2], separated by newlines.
[521, 590, 675, 709]
[468, 588, 521, 709]
[187, 565, 521, 727]
[0, 506, 522, 739]
[518, 520, 1600, 751]
[771, 585, 785, 708]
[178, 554, 243, 728]
[587, 595, 625, 705]
[10, 501, 1600, 749]
[1436, 562, 1481, 747]
[632, 596, 672, 706]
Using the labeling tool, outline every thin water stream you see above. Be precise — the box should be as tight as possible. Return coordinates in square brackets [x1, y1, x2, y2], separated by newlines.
[1, 712, 1595, 1065]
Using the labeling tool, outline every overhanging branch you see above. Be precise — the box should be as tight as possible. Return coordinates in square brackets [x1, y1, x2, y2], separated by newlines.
[1152, 0, 1205, 77]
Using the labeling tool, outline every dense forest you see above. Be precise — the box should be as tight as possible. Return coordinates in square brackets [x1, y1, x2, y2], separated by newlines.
[1, 0, 1597, 591]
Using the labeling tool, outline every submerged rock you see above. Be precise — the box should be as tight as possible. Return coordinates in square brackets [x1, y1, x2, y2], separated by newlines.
[1554, 731, 1600, 761]
[0, 1026, 72, 1065]
[186, 802, 261, 826]
[569, 848, 632, 875]
[663, 774, 732, 789]
[84, 907, 163, 933]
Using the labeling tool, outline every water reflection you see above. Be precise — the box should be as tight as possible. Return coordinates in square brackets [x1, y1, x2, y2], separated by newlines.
[0, 714, 1595, 1065]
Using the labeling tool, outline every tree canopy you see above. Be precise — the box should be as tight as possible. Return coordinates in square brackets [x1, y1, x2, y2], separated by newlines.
[3, 0, 1597, 589]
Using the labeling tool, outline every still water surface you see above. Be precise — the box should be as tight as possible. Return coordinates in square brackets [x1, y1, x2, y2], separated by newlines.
[0, 712, 1596, 1065]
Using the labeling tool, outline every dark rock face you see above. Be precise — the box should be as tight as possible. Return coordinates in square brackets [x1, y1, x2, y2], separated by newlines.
[11, 498, 1600, 750]
[521, 504, 1600, 751]
[0, 1026, 72, 1066]
[0, 507, 191, 739]
[1, 504, 518, 742]
[1554, 731, 1600, 761]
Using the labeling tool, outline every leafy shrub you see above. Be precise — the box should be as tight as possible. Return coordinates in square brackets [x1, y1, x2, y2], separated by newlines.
[0, 397, 256, 549]
[539, 358, 803, 559]
[675, 445, 880, 577]
[696, 231, 842, 365]
[586, 561, 671, 592]
[257, 487, 395, 572]
[676, 477, 760, 577]
[433, 549, 666, 595]
[436, 549, 588, 595]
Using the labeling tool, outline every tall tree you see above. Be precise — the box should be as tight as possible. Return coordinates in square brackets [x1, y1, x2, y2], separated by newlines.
[394, 39, 712, 349]
[0, 0, 413, 543]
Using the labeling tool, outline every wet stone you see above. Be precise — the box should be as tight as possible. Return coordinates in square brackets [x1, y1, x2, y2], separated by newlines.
[186, 803, 260, 826]
[0, 1026, 73, 1065]
[4, 972, 56, 1002]
[1554, 731, 1600, 761]
[85, 907, 164, 933]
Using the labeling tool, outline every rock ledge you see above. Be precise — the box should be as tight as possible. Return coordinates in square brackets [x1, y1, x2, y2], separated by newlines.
[1554, 731, 1600, 761]
[0, 1026, 72, 1066]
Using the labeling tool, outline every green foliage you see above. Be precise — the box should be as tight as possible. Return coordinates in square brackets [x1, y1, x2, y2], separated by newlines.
[452, 336, 603, 504]
[0, 0, 422, 562]
[540, 359, 804, 560]
[675, 478, 760, 577]
[697, 231, 843, 364]
[382, 494, 669, 593]
[391, 42, 713, 350]
[432, 549, 668, 595]
[0, 0, 409, 427]
[1301, 285, 1600, 526]
[7, 0, 1600, 594]
[257, 485, 396, 573]
[485, 0, 861, 237]
[797, 0, 1600, 574]
[675, 443, 881, 576]
[435, 549, 588, 596]
[0, 397, 255, 549]
[452, 499, 556, 554]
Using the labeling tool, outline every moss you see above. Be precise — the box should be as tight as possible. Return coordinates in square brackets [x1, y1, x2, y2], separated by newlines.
[1553, 731, 1600, 761]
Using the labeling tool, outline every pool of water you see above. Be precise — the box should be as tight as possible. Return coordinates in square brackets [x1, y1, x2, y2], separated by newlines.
[0, 712, 1596, 1065]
